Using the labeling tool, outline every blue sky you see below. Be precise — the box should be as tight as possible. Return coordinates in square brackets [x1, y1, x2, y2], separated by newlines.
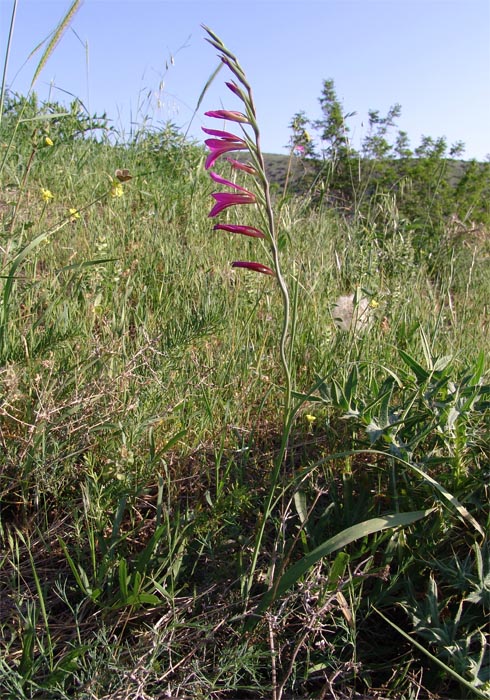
[2, 0, 490, 159]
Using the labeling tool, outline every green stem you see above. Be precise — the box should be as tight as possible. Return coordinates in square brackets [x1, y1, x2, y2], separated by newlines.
[282, 146, 294, 197]
[0, 0, 18, 128]
[253, 119, 292, 421]
[202, 32, 296, 608]
[244, 109, 295, 606]
[8, 139, 37, 238]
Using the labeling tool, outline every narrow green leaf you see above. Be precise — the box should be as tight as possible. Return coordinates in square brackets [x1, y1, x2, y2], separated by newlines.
[399, 349, 429, 382]
[398, 458, 485, 537]
[118, 559, 129, 603]
[471, 350, 486, 385]
[19, 111, 70, 123]
[293, 490, 308, 525]
[373, 607, 490, 699]
[19, 618, 36, 678]
[327, 552, 350, 591]
[135, 593, 160, 606]
[317, 448, 484, 536]
[108, 495, 127, 558]
[135, 523, 167, 573]
[195, 62, 223, 112]
[251, 509, 434, 621]
[58, 538, 87, 594]
[0, 0, 18, 129]
[345, 365, 358, 407]
[419, 326, 433, 369]
[58, 257, 117, 272]
[28, 548, 53, 670]
[158, 428, 187, 455]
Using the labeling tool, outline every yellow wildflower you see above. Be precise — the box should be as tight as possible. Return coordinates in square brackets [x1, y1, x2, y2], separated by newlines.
[69, 207, 80, 222]
[369, 299, 379, 309]
[41, 187, 54, 203]
[305, 414, 316, 433]
[44, 136, 54, 147]
[110, 182, 124, 198]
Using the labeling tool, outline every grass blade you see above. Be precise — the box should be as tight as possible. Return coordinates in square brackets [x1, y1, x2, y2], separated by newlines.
[249, 508, 434, 623]
[373, 606, 490, 699]
[0, 0, 18, 127]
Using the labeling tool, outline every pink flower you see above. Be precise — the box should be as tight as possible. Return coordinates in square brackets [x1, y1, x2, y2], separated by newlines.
[207, 171, 257, 217]
[208, 171, 251, 191]
[227, 158, 258, 175]
[214, 224, 265, 238]
[208, 192, 256, 218]
[232, 261, 275, 276]
[203, 127, 248, 169]
[225, 81, 247, 102]
[202, 127, 243, 139]
[205, 110, 249, 123]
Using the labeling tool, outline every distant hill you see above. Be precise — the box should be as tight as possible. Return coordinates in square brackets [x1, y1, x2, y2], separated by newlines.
[258, 153, 489, 198]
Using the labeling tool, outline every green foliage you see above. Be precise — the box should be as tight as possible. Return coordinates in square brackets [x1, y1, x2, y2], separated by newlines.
[1, 91, 110, 151]
[314, 78, 355, 161]
[288, 79, 490, 277]
[287, 110, 315, 157]
[402, 550, 490, 692]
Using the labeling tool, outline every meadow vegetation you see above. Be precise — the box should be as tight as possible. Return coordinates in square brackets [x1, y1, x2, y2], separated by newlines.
[0, 12, 489, 700]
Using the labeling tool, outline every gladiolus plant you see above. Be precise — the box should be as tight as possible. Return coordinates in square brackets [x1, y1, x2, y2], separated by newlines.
[200, 28, 434, 632]
[202, 25, 295, 603]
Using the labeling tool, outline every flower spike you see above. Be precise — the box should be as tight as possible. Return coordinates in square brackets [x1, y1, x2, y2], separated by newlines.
[202, 26, 279, 286]
[202, 28, 295, 610]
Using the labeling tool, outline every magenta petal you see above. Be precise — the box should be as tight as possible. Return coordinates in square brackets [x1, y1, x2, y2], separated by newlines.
[227, 158, 258, 175]
[202, 127, 244, 140]
[208, 192, 255, 217]
[204, 138, 244, 150]
[214, 224, 265, 238]
[204, 140, 248, 170]
[226, 81, 246, 101]
[209, 171, 252, 193]
[232, 261, 275, 276]
[205, 110, 249, 123]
